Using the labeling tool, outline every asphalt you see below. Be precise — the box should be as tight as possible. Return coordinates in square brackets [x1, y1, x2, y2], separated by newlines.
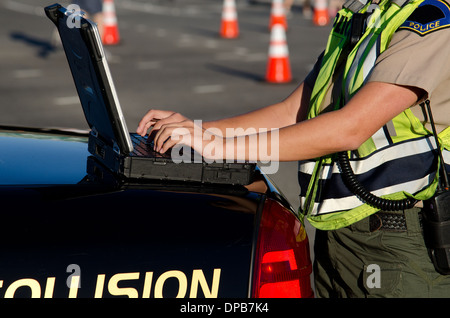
[0, 0, 333, 253]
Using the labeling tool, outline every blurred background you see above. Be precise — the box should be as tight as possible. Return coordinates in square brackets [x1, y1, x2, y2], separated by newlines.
[0, 0, 335, 253]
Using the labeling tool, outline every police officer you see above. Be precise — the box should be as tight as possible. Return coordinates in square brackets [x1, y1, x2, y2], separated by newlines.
[137, 0, 450, 297]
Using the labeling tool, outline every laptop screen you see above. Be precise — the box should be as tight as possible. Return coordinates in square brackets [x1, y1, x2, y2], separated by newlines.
[48, 4, 133, 154]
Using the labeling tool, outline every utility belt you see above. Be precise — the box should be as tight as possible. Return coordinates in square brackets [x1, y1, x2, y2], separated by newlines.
[349, 208, 423, 233]
[368, 210, 422, 232]
[367, 191, 449, 234]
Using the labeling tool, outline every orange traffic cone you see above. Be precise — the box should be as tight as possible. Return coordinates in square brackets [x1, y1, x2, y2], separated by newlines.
[269, 0, 288, 30]
[265, 24, 292, 83]
[102, 0, 120, 45]
[313, 0, 330, 26]
[220, 0, 239, 39]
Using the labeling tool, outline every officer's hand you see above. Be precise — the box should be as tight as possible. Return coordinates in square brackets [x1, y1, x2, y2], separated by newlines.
[151, 119, 226, 161]
[152, 119, 199, 154]
[136, 109, 189, 137]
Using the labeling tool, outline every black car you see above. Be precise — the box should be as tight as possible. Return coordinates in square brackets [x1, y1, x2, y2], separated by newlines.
[0, 125, 313, 299]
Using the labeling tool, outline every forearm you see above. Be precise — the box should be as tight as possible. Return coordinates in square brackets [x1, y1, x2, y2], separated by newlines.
[203, 103, 291, 136]
[224, 111, 356, 162]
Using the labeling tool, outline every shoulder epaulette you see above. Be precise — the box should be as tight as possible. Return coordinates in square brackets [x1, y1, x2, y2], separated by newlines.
[398, 0, 450, 35]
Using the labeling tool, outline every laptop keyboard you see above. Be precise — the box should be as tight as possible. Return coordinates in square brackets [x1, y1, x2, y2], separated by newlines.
[129, 133, 155, 157]
[129, 133, 201, 160]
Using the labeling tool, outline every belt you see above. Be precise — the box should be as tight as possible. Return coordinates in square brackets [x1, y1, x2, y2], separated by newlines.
[369, 211, 423, 232]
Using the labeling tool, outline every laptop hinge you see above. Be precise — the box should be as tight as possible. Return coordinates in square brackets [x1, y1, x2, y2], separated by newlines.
[64, 4, 86, 18]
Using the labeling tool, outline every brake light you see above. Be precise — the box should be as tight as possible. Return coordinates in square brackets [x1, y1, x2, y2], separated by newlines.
[251, 199, 313, 298]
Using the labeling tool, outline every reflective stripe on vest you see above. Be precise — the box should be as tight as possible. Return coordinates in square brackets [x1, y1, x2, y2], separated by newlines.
[299, 134, 438, 214]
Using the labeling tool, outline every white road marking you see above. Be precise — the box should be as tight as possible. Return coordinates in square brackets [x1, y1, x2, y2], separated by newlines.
[193, 85, 225, 94]
[118, 0, 208, 17]
[136, 61, 162, 70]
[214, 51, 267, 62]
[12, 69, 43, 79]
[54, 96, 80, 106]
[156, 28, 167, 38]
[204, 40, 219, 49]
[177, 34, 194, 47]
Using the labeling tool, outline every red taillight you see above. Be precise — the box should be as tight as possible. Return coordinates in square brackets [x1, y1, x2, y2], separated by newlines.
[251, 199, 313, 298]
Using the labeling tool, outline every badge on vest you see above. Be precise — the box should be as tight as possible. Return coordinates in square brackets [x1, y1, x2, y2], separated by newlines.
[398, 0, 450, 35]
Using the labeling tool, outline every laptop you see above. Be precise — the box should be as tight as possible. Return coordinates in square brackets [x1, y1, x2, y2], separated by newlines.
[45, 3, 255, 185]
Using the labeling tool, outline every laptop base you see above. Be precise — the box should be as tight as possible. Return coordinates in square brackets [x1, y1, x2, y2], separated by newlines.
[88, 134, 256, 185]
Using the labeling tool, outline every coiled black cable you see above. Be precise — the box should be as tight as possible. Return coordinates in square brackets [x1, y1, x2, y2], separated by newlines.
[337, 151, 417, 211]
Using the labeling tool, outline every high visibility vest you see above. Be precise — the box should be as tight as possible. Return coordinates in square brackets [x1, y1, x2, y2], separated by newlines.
[299, 0, 450, 230]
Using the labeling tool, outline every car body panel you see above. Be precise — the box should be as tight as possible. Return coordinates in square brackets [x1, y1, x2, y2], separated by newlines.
[0, 186, 258, 298]
[0, 129, 88, 185]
